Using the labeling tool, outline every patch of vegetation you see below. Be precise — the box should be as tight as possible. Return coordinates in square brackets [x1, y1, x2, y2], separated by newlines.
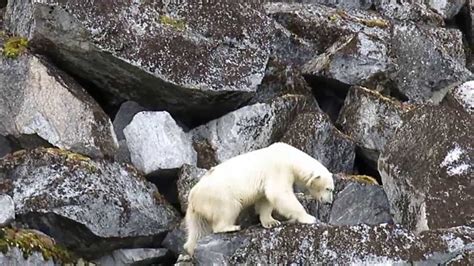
[346, 175, 379, 185]
[2, 36, 28, 59]
[159, 15, 186, 31]
[0, 227, 76, 263]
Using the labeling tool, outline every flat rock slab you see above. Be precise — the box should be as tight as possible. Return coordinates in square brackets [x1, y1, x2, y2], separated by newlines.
[5, 1, 280, 125]
[0, 148, 180, 259]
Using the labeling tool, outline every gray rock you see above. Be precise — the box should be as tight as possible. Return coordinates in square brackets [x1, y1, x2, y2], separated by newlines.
[124, 111, 197, 175]
[0, 53, 118, 158]
[374, 0, 445, 25]
[194, 224, 473, 265]
[280, 111, 356, 173]
[301, 0, 375, 10]
[337, 86, 410, 165]
[0, 148, 180, 259]
[303, 32, 394, 88]
[0, 135, 11, 158]
[0, 194, 14, 226]
[391, 23, 472, 102]
[427, 0, 466, 20]
[192, 95, 311, 165]
[113, 101, 147, 141]
[378, 104, 473, 232]
[0, 247, 55, 266]
[162, 223, 187, 256]
[5, 1, 281, 126]
[329, 182, 392, 225]
[94, 248, 170, 266]
[176, 164, 208, 213]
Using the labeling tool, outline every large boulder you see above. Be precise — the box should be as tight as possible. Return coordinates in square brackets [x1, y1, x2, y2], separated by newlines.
[0, 194, 14, 226]
[94, 248, 171, 266]
[193, 224, 473, 265]
[0, 148, 180, 259]
[124, 111, 197, 175]
[0, 52, 118, 158]
[176, 164, 208, 213]
[280, 111, 356, 173]
[191, 95, 313, 166]
[378, 101, 473, 232]
[337, 86, 412, 165]
[390, 23, 472, 102]
[426, 0, 466, 20]
[4, 0, 283, 126]
[374, 0, 445, 24]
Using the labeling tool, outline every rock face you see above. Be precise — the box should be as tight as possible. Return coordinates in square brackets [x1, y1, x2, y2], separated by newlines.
[0, 194, 14, 226]
[192, 95, 312, 165]
[124, 111, 197, 175]
[0, 148, 180, 258]
[4, 0, 282, 126]
[194, 224, 473, 265]
[0, 135, 11, 158]
[337, 86, 410, 165]
[0, 53, 118, 158]
[281, 111, 356, 173]
[176, 164, 208, 213]
[94, 248, 171, 266]
[379, 103, 473, 232]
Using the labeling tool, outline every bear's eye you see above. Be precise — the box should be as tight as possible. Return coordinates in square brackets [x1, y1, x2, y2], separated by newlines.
[326, 188, 333, 192]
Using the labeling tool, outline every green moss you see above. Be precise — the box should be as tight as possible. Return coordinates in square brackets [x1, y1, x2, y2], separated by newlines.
[0, 228, 76, 263]
[347, 175, 379, 185]
[159, 15, 186, 31]
[2, 36, 28, 59]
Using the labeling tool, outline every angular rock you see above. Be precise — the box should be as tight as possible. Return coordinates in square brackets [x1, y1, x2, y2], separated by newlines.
[0, 194, 14, 226]
[378, 104, 473, 232]
[302, 32, 394, 88]
[427, 0, 466, 20]
[192, 95, 313, 165]
[0, 148, 180, 259]
[176, 164, 208, 213]
[374, 0, 445, 25]
[391, 23, 472, 102]
[124, 111, 197, 175]
[280, 111, 356, 173]
[94, 248, 171, 266]
[0, 248, 55, 266]
[443, 80, 474, 114]
[0, 135, 11, 158]
[162, 223, 187, 256]
[194, 224, 473, 265]
[337, 86, 411, 165]
[265, 2, 391, 54]
[0, 52, 118, 158]
[5, 1, 282, 126]
[304, 0, 375, 10]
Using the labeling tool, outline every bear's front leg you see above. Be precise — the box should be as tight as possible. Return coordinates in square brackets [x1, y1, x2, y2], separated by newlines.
[255, 198, 281, 228]
[265, 186, 317, 224]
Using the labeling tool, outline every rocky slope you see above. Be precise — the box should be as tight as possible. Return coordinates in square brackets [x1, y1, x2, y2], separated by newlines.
[0, 0, 472, 265]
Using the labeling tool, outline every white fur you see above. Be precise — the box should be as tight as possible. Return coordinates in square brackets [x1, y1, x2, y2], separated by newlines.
[183, 142, 335, 255]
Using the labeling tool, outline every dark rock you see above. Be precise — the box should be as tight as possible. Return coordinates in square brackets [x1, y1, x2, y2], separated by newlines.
[176, 164, 207, 213]
[94, 248, 171, 266]
[5, 1, 282, 126]
[442, 80, 473, 114]
[113, 101, 147, 141]
[191, 95, 313, 165]
[193, 224, 473, 265]
[374, 0, 445, 25]
[0, 194, 14, 226]
[162, 223, 187, 256]
[337, 86, 411, 165]
[378, 104, 473, 232]
[123, 111, 196, 175]
[0, 1, 6, 9]
[280, 111, 356, 173]
[391, 23, 472, 102]
[0, 52, 118, 158]
[0, 135, 11, 158]
[301, 0, 375, 10]
[0, 148, 180, 259]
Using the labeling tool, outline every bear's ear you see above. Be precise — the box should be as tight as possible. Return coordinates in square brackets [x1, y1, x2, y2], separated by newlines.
[306, 175, 320, 187]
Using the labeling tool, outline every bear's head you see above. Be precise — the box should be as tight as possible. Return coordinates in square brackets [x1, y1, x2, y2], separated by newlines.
[306, 171, 335, 204]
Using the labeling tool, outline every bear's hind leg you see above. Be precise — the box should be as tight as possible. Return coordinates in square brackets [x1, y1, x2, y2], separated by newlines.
[255, 198, 281, 228]
[211, 200, 242, 233]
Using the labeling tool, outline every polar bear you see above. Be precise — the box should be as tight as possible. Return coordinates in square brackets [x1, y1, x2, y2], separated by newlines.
[183, 142, 335, 255]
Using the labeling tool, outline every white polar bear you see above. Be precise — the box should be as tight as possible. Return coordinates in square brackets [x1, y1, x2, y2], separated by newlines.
[183, 142, 335, 255]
